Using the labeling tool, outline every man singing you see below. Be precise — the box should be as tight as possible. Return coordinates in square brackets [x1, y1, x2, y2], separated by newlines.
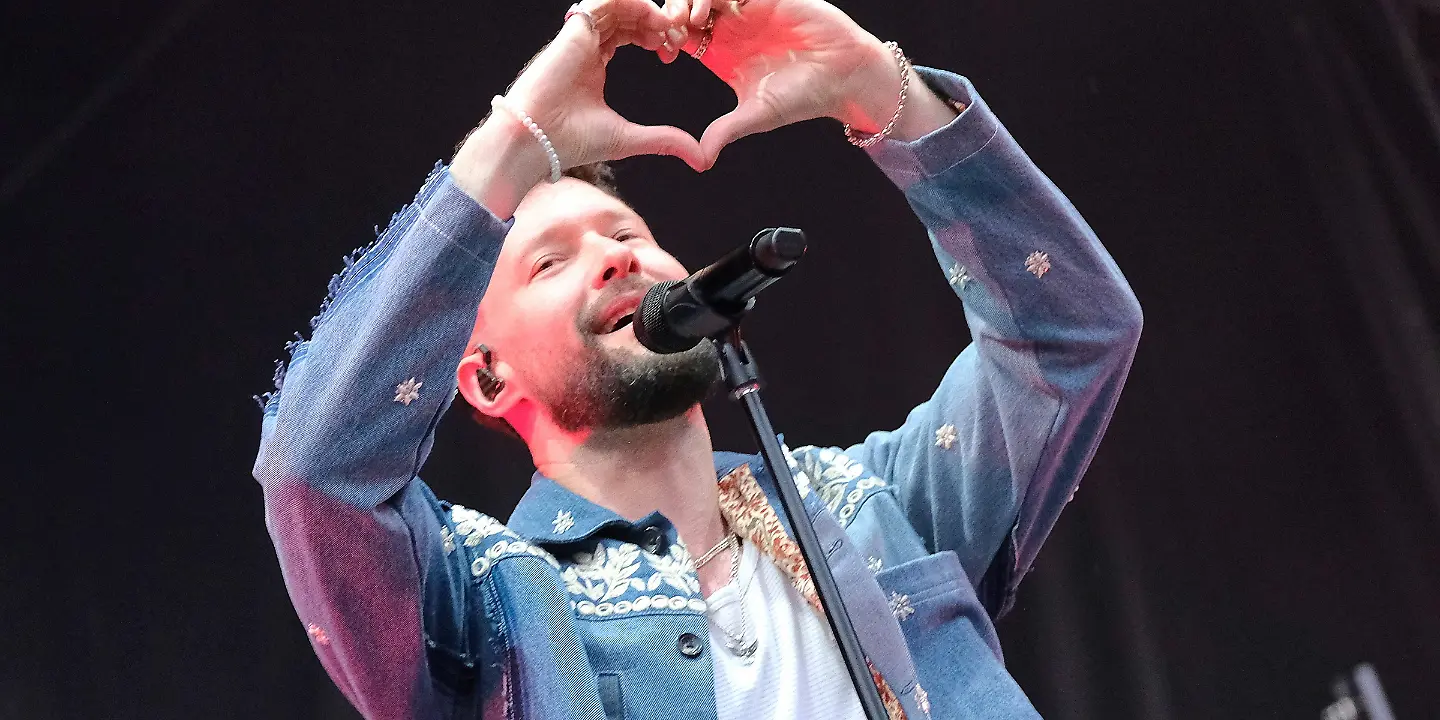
[253, 0, 1142, 717]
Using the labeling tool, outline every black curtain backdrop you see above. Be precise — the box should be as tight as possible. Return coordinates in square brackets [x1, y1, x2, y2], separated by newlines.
[3, 0, 1437, 718]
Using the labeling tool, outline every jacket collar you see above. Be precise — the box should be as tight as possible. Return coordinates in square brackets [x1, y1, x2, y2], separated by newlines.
[506, 450, 760, 546]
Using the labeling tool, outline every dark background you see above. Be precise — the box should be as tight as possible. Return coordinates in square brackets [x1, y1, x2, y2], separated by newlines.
[4, 0, 1438, 717]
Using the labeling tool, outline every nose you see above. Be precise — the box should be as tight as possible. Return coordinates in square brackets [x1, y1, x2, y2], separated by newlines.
[592, 237, 641, 288]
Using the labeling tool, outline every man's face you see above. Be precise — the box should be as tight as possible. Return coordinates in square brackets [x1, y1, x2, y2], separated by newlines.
[471, 178, 719, 432]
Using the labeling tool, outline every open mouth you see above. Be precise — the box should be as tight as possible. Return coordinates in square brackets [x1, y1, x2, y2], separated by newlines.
[602, 313, 635, 334]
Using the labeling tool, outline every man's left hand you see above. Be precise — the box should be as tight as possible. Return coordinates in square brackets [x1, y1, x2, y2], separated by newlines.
[656, 0, 958, 167]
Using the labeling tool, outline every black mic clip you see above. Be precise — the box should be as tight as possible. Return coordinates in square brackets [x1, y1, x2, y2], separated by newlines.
[635, 227, 806, 354]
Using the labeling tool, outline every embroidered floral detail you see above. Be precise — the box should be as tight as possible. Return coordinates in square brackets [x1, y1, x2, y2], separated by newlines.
[440, 525, 456, 555]
[644, 542, 701, 595]
[564, 542, 644, 603]
[867, 556, 884, 573]
[552, 510, 575, 534]
[394, 377, 422, 405]
[934, 424, 958, 450]
[718, 464, 820, 613]
[782, 444, 812, 498]
[558, 540, 703, 616]
[470, 539, 560, 577]
[1025, 251, 1051, 278]
[791, 448, 887, 526]
[889, 591, 915, 621]
[307, 623, 330, 646]
[868, 660, 909, 720]
[948, 263, 970, 289]
[450, 505, 516, 548]
[914, 683, 931, 716]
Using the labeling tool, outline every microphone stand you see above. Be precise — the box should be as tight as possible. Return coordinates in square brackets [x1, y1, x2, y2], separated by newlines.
[714, 326, 889, 720]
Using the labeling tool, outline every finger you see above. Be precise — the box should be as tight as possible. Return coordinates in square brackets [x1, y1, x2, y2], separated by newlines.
[615, 123, 707, 172]
[591, 0, 671, 37]
[602, 20, 669, 53]
[599, 40, 619, 65]
[662, 0, 692, 31]
[659, 26, 689, 63]
[689, 0, 711, 28]
[613, 26, 666, 51]
[638, 0, 677, 34]
[658, 42, 681, 64]
[699, 99, 782, 168]
[668, 0, 691, 44]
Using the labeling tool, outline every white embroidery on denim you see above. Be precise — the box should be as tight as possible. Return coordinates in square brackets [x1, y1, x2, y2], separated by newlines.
[782, 444, 812, 498]
[915, 683, 931, 716]
[564, 542, 644, 603]
[440, 525, 456, 556]
[867, 556, 884, 572]
[1025, 251, 1051, 278]
[573, 595, 707, 616]
[450, 505, 515, 548]
[948, 263, 970, 289]
[560, 540, 703, 616]
[470, 539, 560, 577]
[889, 591, 915, 621]
[394, 377, 422, 405]
[935, 423, 958, 450]
[645, 542, 701, 595]
[552, 510, 575, 534]
[791, 447, 887, 527]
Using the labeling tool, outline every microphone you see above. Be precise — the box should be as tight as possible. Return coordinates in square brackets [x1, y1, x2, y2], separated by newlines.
[634, 227, 807, 354]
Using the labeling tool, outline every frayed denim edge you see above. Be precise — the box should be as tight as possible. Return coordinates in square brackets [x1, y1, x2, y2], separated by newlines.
[253, 161, 448, 411]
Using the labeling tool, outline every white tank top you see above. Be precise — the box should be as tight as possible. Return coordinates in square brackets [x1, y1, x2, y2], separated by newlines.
[706, 538, 867, 720]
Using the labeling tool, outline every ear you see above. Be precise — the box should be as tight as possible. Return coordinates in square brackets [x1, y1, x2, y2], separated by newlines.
[456, 346, 521, 420]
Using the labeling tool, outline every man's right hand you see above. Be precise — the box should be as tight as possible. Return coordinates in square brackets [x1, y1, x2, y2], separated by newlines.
[452, 0, 706, 219]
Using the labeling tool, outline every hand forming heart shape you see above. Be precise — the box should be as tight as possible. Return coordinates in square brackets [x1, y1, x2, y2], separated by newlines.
[503, 0, 904, 172]
[450, 0, 927, 218]
[660, 0, 903, 167]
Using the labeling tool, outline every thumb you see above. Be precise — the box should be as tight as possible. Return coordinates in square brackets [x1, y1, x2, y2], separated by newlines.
[613, 123, 706, 172]
[700, 98, 782, 169]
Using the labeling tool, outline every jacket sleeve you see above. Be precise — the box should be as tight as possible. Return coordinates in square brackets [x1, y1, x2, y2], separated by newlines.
[252, 165, 508, 718]
[846, 69, 1143, 616]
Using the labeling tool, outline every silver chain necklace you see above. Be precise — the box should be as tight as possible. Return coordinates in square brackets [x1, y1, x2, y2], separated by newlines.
[708, 535, 758, 658]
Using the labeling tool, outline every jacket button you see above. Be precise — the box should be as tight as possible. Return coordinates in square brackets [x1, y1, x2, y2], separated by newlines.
[641, 526, 664, 554]
[677, 632, 703, 658]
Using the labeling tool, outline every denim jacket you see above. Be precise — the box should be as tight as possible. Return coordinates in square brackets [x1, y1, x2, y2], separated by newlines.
[253, 69, 1143, 720]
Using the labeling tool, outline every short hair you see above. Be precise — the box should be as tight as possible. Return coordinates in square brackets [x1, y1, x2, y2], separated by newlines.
[564, 161, 621, 199]
[465, 161, 621, 440]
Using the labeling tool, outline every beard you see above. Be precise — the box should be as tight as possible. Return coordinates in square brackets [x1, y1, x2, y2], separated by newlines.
[538, 284, 722, 432]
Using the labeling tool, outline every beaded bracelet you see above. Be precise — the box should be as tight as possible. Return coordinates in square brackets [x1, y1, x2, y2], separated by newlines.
[843, 41, 911, 148]
[491, 95, 563, 183]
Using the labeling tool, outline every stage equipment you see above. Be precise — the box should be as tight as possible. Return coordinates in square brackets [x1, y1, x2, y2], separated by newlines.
[637, 228, 890, 720]
[634, 227, 806, 354]
[1322, 663, 1395, 720]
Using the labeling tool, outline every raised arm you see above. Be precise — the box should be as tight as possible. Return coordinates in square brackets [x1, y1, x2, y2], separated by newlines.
[665, 0, 1142, 615]
[252, 5, 703, 716]
[847, 69, 1142, 616]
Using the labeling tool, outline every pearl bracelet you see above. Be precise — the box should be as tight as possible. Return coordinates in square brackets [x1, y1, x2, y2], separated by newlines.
[491, 95, 563, 183]
[843, 41, 911, 148]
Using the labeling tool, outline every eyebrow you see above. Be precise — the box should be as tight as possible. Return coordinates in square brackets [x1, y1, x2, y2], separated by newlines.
[510, 207, 636, 275]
